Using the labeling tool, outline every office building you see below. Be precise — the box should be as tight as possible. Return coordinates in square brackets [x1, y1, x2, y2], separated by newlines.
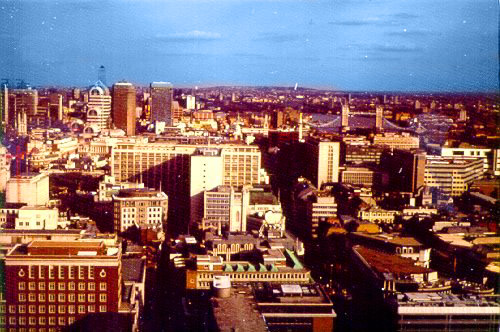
[341, 166, 388, 188]
[381, 149, 426, 194]
[85, 81, 112, 133]
[4, 240, 122, 331]
[424, 156, 484, 197]
[305, 138, 340, 188]
[14, 206, 59, 230]
[112, 188, 168, 233]
[440, 146, 492, 172]
[150, 82, 173, 125]
[190, 148, 224, 225]
[112, 81, 136, 136]
[373, 132, 419, 150]
[6, 173, 50, 207]
[375, 104, 384, 131]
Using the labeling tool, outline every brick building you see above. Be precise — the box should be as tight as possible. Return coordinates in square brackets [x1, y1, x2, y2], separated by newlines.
[4, 240, 121, 331]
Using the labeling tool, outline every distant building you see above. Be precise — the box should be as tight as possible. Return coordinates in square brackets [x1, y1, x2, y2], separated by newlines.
[373, 132, 419, 150]
[440, 146, 491, 173]
[85, 81, 112, 133]
[4, 240, 122, 331]
[6, 173, 50, 207]
[150, 82, 173, 125]
[382, 149, 426, 194]
[112, 188, 168, 233]
[424, 156, 484, 196]
[305, 138, 341, 188]
[112, 81, 136, 136]
[96, 175, 144, 202]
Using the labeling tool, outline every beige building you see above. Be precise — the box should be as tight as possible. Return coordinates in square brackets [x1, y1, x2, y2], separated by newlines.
[112, 188, 168, 233]
[424, 156, 484, 196]
[6, 173, 50, 206]
[96, 175, 144, 202]
[358, 207, 398, 224]
[373, 132, 419, 150]
[14, 206, 59, 230]
[305, 138, 340, 189]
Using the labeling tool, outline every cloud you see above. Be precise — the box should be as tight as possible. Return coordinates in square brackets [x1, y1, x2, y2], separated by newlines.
[387, 29, 434, 37]
[371, 44, 423, 53]
[252, 32, 302, 43]
[329, 17, 399, 26]
[154, 30, 222, 42]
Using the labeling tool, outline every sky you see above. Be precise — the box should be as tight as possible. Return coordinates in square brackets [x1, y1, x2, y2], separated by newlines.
[0, 0, 498, 91]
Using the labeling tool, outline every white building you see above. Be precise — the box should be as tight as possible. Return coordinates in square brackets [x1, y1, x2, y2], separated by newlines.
[6, 173, 50, 206]
[441, 146, 492, 172]
[15, 206, 59, 230]
[306, 138, 340, 188]
[85, 81, 112, 133]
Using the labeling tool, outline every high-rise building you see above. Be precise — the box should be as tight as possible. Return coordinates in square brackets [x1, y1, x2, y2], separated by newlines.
[111, 141, 262, 233]
[190, 148, 223, 225]
[341, 102, 349, 129]
[150, 82, 173, 125]
[305, 138, 340, 188]
[186, 95, 196, 110]
[4, 240, 122, 330]
[381, 149, 426, 194]
[375, 104, 384, 131]
[85, 81, 111, 133]
[112, 188, 168, 233]
[112, 81, 136, 136]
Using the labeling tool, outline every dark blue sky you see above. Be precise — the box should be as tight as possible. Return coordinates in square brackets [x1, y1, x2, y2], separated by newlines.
[1, 0, 498, 91]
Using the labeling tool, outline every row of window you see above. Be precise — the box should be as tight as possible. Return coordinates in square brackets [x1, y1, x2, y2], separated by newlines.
[18, 282, 106, 292]
[9, 303, 108, 315]
[7, 307, 106, 326]
[17, 293, 107, 303]
[23, 266, 97, 280]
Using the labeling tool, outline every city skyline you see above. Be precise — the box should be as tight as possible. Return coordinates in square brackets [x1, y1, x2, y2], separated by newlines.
[1, 0, 498, 92]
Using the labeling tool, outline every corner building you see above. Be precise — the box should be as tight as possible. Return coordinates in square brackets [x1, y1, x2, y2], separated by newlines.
[4, 240, 121, 331]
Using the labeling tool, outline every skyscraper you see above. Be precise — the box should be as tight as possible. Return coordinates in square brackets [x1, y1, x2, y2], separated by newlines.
[305, 138, 341, 189]
[376, 104, 384, 131]
[85, 81, 111, 133]
[150, 82, 173, 125]
[341, 102, 349, 129]
[112, 81, 136, 136]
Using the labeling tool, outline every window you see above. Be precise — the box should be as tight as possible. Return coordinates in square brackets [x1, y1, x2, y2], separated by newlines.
[88, 294, 95, 302]
[58, 266, 64, 279]
[49, 266, 55, 279]
[29, 317, 36, 326]
[78, 266, 84, 279]
[48, 294, 55, 302]
[18, 282, 26, 290]
[88, 266, 94, 279]
[99, 282, 107, 291]
[88, 282, 95, 291]
[78, 294, 86, 302]
[9, 317, 16, 325]
[28, 305, 36, 314]
[0, 305, 5, 313]
[68, 305, 75, 314]
[18, 305, 26, 313]
[99, 294, 107, 302]
[39, 305, 46, 314]
[28, 293, 36, 302]
[38, 282, 46, 291]
[39, 266, 45, 278]
[58, 294, 66, 302]
[58, 282, 65, 291]
[88, 305, 95, 313]
[8, 305, 15, 314]
[29, 266, 35, 279]
[68, 281, 75, 290]
[39, 317, 46, 325]
[48, 282, 55, 290]
[48, 305, 55, 314]
[58, 317, 65, 326]
[78, 283, 85, 291]
[28, 282, 35, 291]
[69, 266, 75, 279]
[38, 294, 46, 302]
[99, 305, 107, 312]
[19, 316, 26, 326]
[48, 316, 56, 326]
[68, 294, 75, 302]
[19, 293, 26, 302]
[78, 305, 85, 314]
[58, 305, 65, 314]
